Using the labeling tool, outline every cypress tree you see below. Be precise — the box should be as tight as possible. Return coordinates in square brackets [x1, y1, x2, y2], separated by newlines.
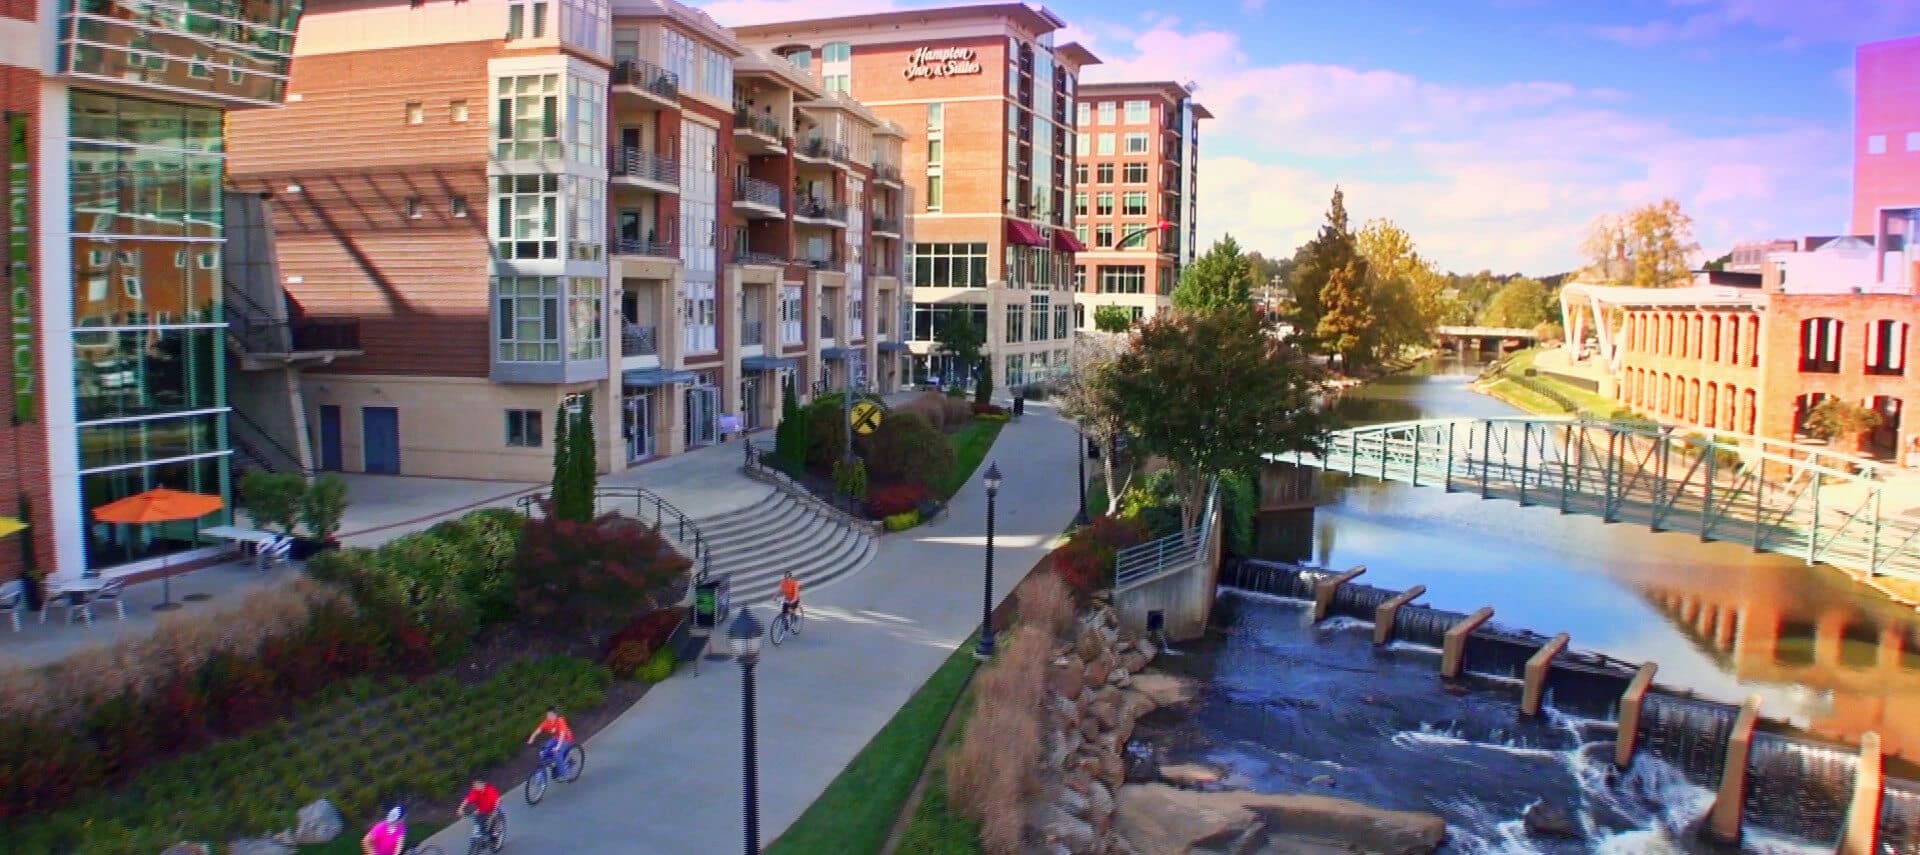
[550, 403, 575, 518]
[572, 395, 599, 517]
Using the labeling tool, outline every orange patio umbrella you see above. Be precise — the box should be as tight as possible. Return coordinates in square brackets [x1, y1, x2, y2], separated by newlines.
[93, 488, 224, 611]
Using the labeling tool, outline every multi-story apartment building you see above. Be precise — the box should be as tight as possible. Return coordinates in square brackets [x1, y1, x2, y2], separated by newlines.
[1069, 80, 1207, 331]
[223, 0, 908, 481]
[732, 4, 1100, 391]
[1, 0, 308, 581]
[1852, 33, 1920, 273]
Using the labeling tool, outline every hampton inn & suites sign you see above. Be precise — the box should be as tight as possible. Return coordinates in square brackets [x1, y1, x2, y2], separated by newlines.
[903, 46, 982, 79]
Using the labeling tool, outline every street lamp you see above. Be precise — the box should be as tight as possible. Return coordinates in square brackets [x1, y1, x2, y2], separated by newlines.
[977, 462, 1003, 660]
[1073, 427, 1090, 527]
[729, 607, 766, 855]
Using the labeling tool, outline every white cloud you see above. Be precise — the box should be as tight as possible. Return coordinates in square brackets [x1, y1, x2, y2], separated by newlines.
[1594, 0, 1920, 47]
[1239, 0, 1267, 14]
[1085, 25, 1851, 273]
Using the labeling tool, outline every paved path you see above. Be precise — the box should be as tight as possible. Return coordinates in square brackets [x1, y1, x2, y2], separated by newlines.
[419, 407, 1081, 853]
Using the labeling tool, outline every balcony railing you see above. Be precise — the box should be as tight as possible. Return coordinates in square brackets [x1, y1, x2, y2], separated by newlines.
[873, 163, 902, 184]
[733, 248, 787, 266]
[795, 197, 847, 222]
[798, 137, 849, 162]
[820, 316, 837, 338]
[612, 147, 679, 185]
[615, 59, 679, 100]
[622, 324, 659, 356]
[804, 256, 842, 272]
[733, 176, 783, 209]
[734, 105, 785, 140]
[742, 319, 764, 346]
[612, 233, 678, 258]
[290, 318, 362, 351]
[871, 216, 901, 234]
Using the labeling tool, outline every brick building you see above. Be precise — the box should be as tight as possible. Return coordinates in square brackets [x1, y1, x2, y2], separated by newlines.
[223, 0, 909, 481]
[1068, 80, 1207, 331]
[732, 4, 1100, 390]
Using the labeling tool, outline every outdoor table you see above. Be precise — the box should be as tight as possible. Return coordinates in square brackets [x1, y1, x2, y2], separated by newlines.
[40, 577, 103, 619]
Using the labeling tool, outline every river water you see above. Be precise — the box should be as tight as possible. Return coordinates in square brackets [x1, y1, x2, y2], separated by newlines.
[1148, 356, 1920, 853]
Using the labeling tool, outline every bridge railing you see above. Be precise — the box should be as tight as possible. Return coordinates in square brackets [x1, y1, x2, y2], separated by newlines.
[1115, 477, 1219, 591]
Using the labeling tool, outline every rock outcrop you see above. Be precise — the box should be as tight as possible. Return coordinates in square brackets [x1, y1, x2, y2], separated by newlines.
[1114, 784, 1448, 855]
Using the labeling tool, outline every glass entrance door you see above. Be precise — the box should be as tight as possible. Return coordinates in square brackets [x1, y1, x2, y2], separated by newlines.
[741, 376, 763, 431]
[623, 391, 655, 462]
[684, 386, 718, 448]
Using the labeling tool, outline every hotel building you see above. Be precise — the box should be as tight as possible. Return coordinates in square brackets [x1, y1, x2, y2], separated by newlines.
[731, 4, 1100, 390]
[1, 0, 307, 580]
[222, 0, 909, 482]
[1068, 80, 1207, 331]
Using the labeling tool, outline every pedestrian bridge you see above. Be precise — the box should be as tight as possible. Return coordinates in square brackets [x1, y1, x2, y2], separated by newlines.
[1274, 416, 1920, 583]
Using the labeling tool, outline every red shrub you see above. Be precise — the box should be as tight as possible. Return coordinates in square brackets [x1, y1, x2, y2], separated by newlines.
[199, 652, 281, 734]
[608, 606, 687, 656]
[864, 482, 930, 518]
[970, 402, 1008, 416]
[1084, 514, 1151, 551]
[1048, 515, 1154, 595]
[518, 510, 692, 626]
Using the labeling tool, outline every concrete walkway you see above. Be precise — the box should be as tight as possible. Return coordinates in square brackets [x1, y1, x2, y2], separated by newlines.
[419, 407, 1081, 853]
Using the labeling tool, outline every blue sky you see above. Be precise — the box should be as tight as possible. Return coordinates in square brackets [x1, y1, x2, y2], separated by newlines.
[699, 0, 1920, 274]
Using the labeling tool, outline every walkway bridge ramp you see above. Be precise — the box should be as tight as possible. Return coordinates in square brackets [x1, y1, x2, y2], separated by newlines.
[1277, 416, 1920, 584]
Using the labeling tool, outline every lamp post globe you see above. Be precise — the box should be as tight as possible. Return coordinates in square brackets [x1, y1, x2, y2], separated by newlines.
[977, 462, 1003, 659]
[730, 607, 766, 855]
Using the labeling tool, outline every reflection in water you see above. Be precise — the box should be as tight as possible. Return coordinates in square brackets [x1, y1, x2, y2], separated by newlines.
[1252, 357, 1920, 766]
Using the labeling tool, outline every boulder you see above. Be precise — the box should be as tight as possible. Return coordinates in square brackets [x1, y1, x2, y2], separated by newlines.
[1096, 741, 1128, 790]
[161, 845, 212, 855]
[291, 799, 343, 845]
[1130, 672, 1198, 708]
[1160, 763, 1226, 788]
[1080, 714, 1103, 740]
[1110, 668, 1134, 688]
[1090, 698, 1123, 731]
[1114, 784, 1446, 855]
[1088, 778, 1116, 819]
[1049, 663, 1085, 698]
[1058, 782, 1093, 818]
[226, 839, 295, 855]
[1117, 688, 1159, 722]
[1084, 660, 1113, 689]
[1522, 800, 1582, 840]
[1121, 652, 1150, 674]
[1035, 803, 1100, 854]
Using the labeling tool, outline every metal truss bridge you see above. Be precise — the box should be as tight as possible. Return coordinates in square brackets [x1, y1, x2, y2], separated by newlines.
[1275, 416, 1920, 583]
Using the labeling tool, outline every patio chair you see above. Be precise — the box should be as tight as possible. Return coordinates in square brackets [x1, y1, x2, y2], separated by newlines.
[0, 581, 22, 632]
[85, 578, 128, 622]
[41, 585, 89, 625]
[258, 534, 293, 571]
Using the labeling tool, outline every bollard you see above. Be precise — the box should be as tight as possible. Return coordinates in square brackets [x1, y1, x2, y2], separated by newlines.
[1838, 732, 1884, 855]
[1614, 662, 1658, 768]
[1440, 607, 1495, 679]
[1520, 632, 1570, 717]
[1373, 585, 1426, 645]
[1706, 695, 1764, 846]
[1311, 565, 1366, 623]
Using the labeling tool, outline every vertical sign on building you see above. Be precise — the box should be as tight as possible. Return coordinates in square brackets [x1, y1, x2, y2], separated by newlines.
[6, 114, 32, 423]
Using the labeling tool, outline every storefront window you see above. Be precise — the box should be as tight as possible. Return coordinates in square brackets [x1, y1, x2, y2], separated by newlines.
[81, 455, 228, 571]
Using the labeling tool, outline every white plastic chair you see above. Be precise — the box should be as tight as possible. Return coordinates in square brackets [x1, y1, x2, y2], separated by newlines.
[0, 581, 22, 632]
[41, 585, 86, 625]
[258, 535, 293, 571]
[87, 578, 127, 622]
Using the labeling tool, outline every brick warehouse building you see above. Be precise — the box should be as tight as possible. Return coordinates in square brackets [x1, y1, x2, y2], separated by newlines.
[1, 0, 307, 583]
[224, 0, 912, 481]
[1068, 79, 1207, 331]
[732, 4, 1100, 390]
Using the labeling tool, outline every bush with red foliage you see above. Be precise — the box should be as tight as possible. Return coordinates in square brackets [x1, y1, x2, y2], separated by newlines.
[517, 503, 693, 628]
[970, 402, 1008, 416]
[607, 607, 687, 660]
[1048, 515, 1152, 596]
[864, 482, 931, 519]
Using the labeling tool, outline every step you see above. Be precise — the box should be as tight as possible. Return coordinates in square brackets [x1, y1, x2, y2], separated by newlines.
[726, 528, 868, 594]
[697, 493, 797, 534]
[700, 501, 820, 546]
[731, 538, 878, 605]
[709, 519, 852, 576]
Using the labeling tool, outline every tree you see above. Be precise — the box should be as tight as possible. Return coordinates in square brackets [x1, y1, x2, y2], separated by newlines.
[975, 361, 994, 404]
[1057, 335, 1132, 515]
[549, 402, 592, 524]
[935, 307, 986, 382]
[1172, 235, 1256, 313]
[1805, 398, 1883, 450]
[1479, 276, 1554, 329]
[569, 395, 599, 516]
[1092, 305, 1135, 334]
[1287, 188, 1367, 353]
[1314, 258, 1377, 369]
[1356, 218, 1447, 360]
[1246, 251, 1294, 309]
[239, 470, 305, 534]
[1106, 309, 1326, 530]
[1579, 199, 1701, 287]
[299, 474, 349, 541]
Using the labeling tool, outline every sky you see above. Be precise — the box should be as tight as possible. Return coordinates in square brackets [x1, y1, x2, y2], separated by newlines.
[694, 0, 1920, 276]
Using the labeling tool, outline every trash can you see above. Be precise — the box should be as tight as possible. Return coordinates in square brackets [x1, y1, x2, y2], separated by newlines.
[693, 575, 731, 631]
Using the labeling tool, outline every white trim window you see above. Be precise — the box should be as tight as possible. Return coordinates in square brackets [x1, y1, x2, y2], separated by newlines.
[495, 173, 560, 260]
[507, 0, 549, 40]
[781, 285, 804, 344]
[567, 73, 604, 167]
[496, 275, 563, 362]
[1123, 100, 1149, 124]
[496, 73, 561, 160]
[1124, 132, 1148, 154]
[683, 281, 717, 353]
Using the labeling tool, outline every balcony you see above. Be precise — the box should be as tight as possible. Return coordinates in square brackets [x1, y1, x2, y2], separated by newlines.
[793, 197, 848, 226]
[796, 137, 850, 167]
[803, 256, 843, 272]
[733, 176, 784, 218]
[611, 233, 678, 258]
[622, 324, 659, 356]
[611, 147, 680, 192]
[872, 163, 903, 186]
[614, 59, 679, 106]
[734, 105, 787, 155]
[742, 319, 765, 346]
[733, 248, 787, 266]
[871, 216, 902, 237]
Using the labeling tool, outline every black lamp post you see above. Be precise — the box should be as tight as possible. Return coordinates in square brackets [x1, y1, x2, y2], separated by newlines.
[729, 607, 766, 855]
[976, 462, 1002, 659]
[1073, 427, 1090, 527]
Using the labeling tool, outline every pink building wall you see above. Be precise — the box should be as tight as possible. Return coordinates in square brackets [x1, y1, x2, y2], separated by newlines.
[1852, 34, 1920, 235]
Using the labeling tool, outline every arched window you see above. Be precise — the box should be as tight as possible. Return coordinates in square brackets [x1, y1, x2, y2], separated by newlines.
[1866, 319, 1909, 376]
[1799, 317, 1842, 373]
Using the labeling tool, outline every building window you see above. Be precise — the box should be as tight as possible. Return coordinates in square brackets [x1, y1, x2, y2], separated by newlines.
[1029, 293, 1049, 341]
[1123, 100, 1149, 124]
[451, 99, 469, 122]
[1097, 101, 1115, 125]
[506, 0, 547, 39]
[562, 0, 612, 56]
[1097, 163, 1114, 183]
[781, 285, 804, 344]
[1007, 353, 1026, 387]
[682, 282, 716, 352]
[928, 138, 944, 163]
[1122, 191, 1148, 216]
[1074, 163, 1088, 184]
[782, 48, 811, 72]
[496, 275, 562, 362]
[406, 101, 424, 124]
[913, 242, 988, 287]
[122, 272, 142, 297]
[567, 74, 605, 166]
[1799, 317, 1843, 373]
[1095, 192, 1114, 216]
[1075, 225, 1089, 246]
[494, 174, 559, 259]
[1124, 163, 1148, 184]
[927, 102, 944, 131]
[190, 53, 210, 78]
[1095, 225, 1113, 248]
[1124, 132, 1148, 154]
[1077, 102, 1090, 126]
[196, 252, 217, 270]
[1073, 192, 1088, 216]
[568, 277, 605, 359]
[495, 73, 560, 160]
[1097, 133, 1115, 155]
[506, 410, 543, 447]
[451, 195, 469, 218]
[822, 41, 851, 62]
[406, 196, 422, 218]
[1158, 267, 1174, 294]
[1867, 319, 1909, 376]
[926, 174, 944, 211]
[1006, 302, 1025, 343]
[823, 74, 850, 93]
[1054, 304, 1068, 339]
[1073, 266, 1086, 292]
[1099, 265, 1146, 293]
[1867, 134, 1887, 155]
[566, 176, 605, 261]
[910, 302, 989, 342]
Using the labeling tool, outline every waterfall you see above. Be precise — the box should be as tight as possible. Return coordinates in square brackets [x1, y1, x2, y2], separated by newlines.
[1390, 604, 1467, 648]
[1741, 732, 1857, 847]
[1330, 582, 1396, 621]
[1543, 657, 1634, 722]
[1880, 780, 1920, 855]
[1460, 627, 1544, 681]
[1635, 693, 1738, 789]
[1231, 559, 1323, 601]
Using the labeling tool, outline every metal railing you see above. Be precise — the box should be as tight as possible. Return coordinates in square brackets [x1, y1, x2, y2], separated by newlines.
[622, 324, 658, 356]
[804, 256, 842, 272]
[733, 176, 782, 209]
[873, 163, 902, 183]
[1115, 477, 1220, 590]
[615, 59, 678, 100]
[516, 486, 712, 580]
[742, 439, 872, 523]
[794, 197, 846, 222]
[611, 232, 677, 258]
[733, 106, 784, 140]
[819, 315, 837, 338]
[230, 405, 309, 476]
[612, 147, 679, 185]
[798, 137, 849, 162]
[733, 248, 786, 266]
[871, 216, 901, 234]
[224, 281, 361, 355]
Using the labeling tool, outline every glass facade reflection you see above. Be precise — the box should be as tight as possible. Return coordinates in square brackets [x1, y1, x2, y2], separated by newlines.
[58, 0, 304, 106]
[69, 91, 231, 573]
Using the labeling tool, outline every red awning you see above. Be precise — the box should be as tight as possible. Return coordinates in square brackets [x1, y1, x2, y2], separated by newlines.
[1006, 219, 1049, 248]
[1051, 229, 1086, 253]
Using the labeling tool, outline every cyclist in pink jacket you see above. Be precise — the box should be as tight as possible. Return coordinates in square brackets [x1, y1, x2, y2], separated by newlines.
[362, 806, 407, 855]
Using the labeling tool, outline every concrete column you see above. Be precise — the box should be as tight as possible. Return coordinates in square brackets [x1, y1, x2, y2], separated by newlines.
[1311, 566, 1366, 622]
[1521, 632, 1570, 717]
[1837, 732, 1885, 855]
[1706, 695, 1765, 845]
[1878, 625, 1906, 673]
[1373, 585, 1426, 646]
[1615, 662, 1659, 768]
[1441, 607, 1495, 680]
[1814, 611, 1849, 669]
[1715, 605, 1739, 652]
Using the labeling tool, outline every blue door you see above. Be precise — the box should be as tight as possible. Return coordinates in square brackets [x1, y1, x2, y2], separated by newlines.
[318, 406, 343, 471]
[362, 407, 400, 474]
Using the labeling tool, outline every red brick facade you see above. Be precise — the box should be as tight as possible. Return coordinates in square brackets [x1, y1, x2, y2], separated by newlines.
[1, 61, 56, 584]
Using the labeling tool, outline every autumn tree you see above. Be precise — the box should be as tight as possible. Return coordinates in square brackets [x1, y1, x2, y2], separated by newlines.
[1478, 277, 1555, 329]
[1092, 305, 1134, 334]
[1315, 258, 1377, 369]
[1056, 335, 1133, 514]
[1288, 188, 1367, 355]
[1172, 235, 1256, 313]
[1106, 308, 1326, 530]
[1579, 199, 1701, 287]
[1356, 218, 1449, 358]
[1805, 398, 1883, 451]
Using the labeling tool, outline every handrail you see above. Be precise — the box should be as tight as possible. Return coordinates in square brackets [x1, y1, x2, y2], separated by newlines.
[733, 176, 783, 209]
[515, 486, 713, 580]
[733, 106, 785, 140]
[1115, 476, 1219, 589]
[614, 59, 679, 99]
[229, 404, 310, 476]
[740, 438, 879, 528]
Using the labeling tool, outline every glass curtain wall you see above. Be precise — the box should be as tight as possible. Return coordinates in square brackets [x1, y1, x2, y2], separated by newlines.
[68, 91, 231, 571]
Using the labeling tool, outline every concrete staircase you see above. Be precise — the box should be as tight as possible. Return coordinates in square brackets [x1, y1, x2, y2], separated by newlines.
[692, 491, 877, 607]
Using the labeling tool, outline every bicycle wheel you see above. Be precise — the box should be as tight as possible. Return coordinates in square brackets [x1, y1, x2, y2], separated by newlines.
[489, 811, 507, 852]
[561, 745, 586, 783]
[791, 608, 803, 636]
[525, 767, 549, 804]
[466, 835, 485, 855]
[769, 613, 789, 646]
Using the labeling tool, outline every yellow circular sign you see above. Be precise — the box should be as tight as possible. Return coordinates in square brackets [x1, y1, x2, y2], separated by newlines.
[851, 401, 885, 435]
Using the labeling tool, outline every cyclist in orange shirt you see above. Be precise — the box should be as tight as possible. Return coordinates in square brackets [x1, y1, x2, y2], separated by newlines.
[526, 709, 575, 776]
[779, 571, 802, 621]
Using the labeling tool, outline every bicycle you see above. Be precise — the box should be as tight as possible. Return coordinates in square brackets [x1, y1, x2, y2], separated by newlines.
[769, 600, 803, 646]
[525, 741, 585, 804]
[462, 809, 506, 855]
[404, 845, 443, 855]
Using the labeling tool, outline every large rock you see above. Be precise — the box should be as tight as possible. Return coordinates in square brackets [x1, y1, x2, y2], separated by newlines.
[226, 839, 295, 855]
[1034, 803, 1100, 854]
[1114, 784, 1446, 855]
[1120, 651, 1150, 674]
[160, 845, 211, 855]
[1084, 659, 1113, 690]
[1049, 663, 1085, 698]
[1130, 672, 1198, 708]
[1160, 763, 1227, 788]
[1522, 800, 1582, 840]
[292, 799, 343, 845]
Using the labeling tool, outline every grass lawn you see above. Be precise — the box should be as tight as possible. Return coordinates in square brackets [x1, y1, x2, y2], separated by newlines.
[893, 673, 983, 855]
[1494, 348, 1622, 419]
[765, 635, 981, 855]
[935, 420, 1007, 499]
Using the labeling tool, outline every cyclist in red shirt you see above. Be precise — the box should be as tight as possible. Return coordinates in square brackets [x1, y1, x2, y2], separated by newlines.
[457, 779, 503, 844]
[527, 709, 575, 775]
